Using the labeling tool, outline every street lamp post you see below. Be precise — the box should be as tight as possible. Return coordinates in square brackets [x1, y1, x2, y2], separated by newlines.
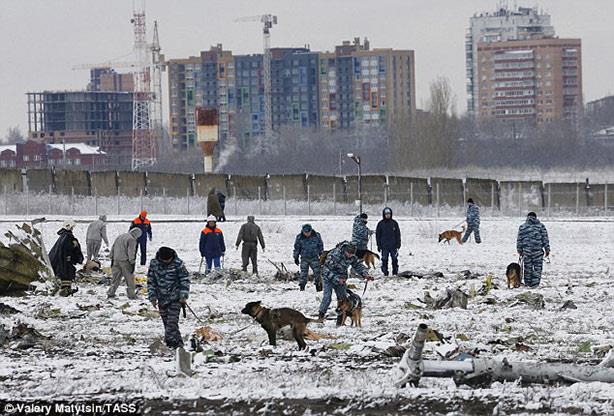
[347, 153, 362, 214]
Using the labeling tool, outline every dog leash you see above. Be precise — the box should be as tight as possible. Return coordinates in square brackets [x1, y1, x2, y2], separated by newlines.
[185, 302, 207, 325]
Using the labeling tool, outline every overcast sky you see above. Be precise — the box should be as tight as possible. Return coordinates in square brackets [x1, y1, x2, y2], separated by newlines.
[1, 0, 613, 137]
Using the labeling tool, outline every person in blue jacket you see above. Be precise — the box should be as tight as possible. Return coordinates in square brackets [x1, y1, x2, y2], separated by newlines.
[199, 215, 226, 273]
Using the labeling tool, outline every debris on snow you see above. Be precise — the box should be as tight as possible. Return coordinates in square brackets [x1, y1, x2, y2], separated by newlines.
[560, 300, 578, 310]
[6, 323, 51, 350]
[0, 302, 20, 315]
[421, 288, 469, 309]
[398, 270, 444, 279]
[511, 292, 545, 310]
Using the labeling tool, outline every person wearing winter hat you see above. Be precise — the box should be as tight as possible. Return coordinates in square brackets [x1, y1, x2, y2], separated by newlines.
[130, 210, 152, 266]
[86, 215, 109, 261]
[199, 215, 226, 273]
[147, 246, 190, 349]
[351, 212, 373, 257]
[376, 207, 401, 276]
[461, 198, 481, 244]
[293, 223, 324, 291]
[517, 212, 550, 287]
[49, 220, 83, 296]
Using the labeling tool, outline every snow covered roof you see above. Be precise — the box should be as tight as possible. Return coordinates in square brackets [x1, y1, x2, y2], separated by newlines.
[47, 143, 106, 155]
[0, 144, 17, 154]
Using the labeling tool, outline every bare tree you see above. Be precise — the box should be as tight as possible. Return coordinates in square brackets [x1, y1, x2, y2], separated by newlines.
[3, 126, 25, 144]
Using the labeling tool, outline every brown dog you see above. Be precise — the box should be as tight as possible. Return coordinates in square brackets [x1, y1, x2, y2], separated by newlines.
[337, 290, 363, 327]
[506, 262, 522, 288]
[320, 249, 380, 269]
[241, 301, 321, 350]
[438, 225, 465, 244]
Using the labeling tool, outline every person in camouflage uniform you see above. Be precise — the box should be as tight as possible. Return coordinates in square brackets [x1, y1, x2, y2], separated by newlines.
[293, 224, 323, 291]
[516, 212, 550, 288]
[147, 246, 190, 349]
[461, 198, 481, 244]
[351, 213, 373, 253]
[318, 241, 372, 322]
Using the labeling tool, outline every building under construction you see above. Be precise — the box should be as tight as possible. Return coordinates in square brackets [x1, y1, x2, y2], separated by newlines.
[26, 90, 134, 167]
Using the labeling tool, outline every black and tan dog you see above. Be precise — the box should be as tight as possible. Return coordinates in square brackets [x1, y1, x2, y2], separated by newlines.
[438, 225, 465, 245]
[506, 262, 522, 289]
[241, 301, 322, 350]
[337, 289, 363, 327]
[320, 249, 380, 269]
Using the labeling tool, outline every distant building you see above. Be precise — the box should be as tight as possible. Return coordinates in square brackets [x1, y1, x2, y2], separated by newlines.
[26, 90, 133, 166]
[166, 39, 416, 149]
[586, 95, 614, 128]
[0, 141, 106, 169]
[88, 68, 134, 92]
[476, 37, 582, 125]
[466, 5, 555, 114]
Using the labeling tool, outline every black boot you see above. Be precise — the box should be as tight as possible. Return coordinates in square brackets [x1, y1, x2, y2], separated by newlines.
[299, 283, 306, 291]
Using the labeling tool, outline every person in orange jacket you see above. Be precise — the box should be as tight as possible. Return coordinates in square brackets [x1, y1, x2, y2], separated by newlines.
[199, 215, 226, 273]
[130, 210, 152, 266]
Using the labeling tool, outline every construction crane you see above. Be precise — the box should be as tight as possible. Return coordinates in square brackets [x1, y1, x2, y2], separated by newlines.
[235, 14, 277, 141]
[150, 20, 164, 145]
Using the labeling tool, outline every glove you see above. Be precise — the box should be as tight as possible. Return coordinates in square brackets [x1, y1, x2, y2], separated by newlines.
[235, 245, 239, 250]
[377, 247, 381, 252]
[179, 298, 187, 305]
[294, 258, 300, 266]
[338, 278, 347, 285]
[517, 250, 523, 257]
[545, 251, 550, 257]
[151, 299, 157, 308]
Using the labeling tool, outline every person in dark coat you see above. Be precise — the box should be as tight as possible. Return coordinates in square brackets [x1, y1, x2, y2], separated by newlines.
[199, 215, 226, 272]
[49, 220, 84, 296]
[376, 207, 401, 276]
[217, 191, 227, 222]
[462, 198, 481, 244]
[129, 210, 152, 266]
[207, 188, 224, 221]
[147, 246, 190, 349]
[235, 215, 265, 275]
[293, 224, 323, 291]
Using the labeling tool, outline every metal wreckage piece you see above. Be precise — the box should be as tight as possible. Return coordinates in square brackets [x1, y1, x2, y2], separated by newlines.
[394, 324, 614, 388]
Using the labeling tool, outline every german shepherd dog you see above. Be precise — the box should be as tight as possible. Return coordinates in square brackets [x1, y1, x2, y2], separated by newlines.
[438, 225, 465, 244]
[319, 249, 380, 269]
[241, 301, 322, 350]
[337, 289, 363, 327]
[506, 262, 522, 288]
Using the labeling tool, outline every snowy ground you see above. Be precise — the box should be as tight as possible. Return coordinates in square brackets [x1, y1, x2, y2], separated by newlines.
[1, 215, 614, 415]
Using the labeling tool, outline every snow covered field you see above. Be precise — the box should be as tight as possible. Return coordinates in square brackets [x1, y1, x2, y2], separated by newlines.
[1, 215, 614, 415]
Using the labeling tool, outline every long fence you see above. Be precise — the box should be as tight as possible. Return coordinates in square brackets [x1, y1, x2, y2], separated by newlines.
[0, 168, 610, 217]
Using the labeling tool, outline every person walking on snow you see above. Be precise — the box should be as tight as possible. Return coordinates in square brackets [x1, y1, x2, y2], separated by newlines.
[517, 212, 550, 288]
[130, 210, 152, 266]
[351, 213, 373, 257]
[107, 227, 142, 299]
[318, 241, 372, 322]
[207, 188, 224, 221]
[235, 215, 265, 275]
[199, 215, 226, 273]
[461, 198, 481, 244]
[147, 246, 190, 349]
[86, 215, 109, 261]
[293, 224, 324, 291]
[49, 220, 84, 297]
[217, 191, 227, 222]
[376, 207, 401, 276]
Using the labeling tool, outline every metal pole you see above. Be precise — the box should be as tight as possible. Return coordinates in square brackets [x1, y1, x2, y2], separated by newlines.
[436, 183, 440, 218]
[547, 184, 551, 218]
[95, 188, 98, 216]
[283, 186, 287, 216]
[307, 185, 311, 216]
[140, 189, 144, 212]
[26, 188, 29, 216]
[384, 184, 388, 204]
[518, 183, 522, 217]
[575, 183, 580, 215]
[117, 187, 120, 215]
[410, 182, 414, 217]
[3, 185, 7, 215]
[187, 188, 190, 215]
[234, 186, 238, 216]
[71, 186, 75, 216]
[48, 184, 52, 214]
[163, 187, 167, 215]
[333, 182, 336, 215]
[358, 162, 362, 214]
[258, 186, 262, 216]
[490, 182, 495, 217]
[605, 183, 608, 216]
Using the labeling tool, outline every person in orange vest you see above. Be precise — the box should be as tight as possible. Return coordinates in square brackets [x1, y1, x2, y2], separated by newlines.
[199, 215, 226, 273]
[130, 210, 152, 266]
